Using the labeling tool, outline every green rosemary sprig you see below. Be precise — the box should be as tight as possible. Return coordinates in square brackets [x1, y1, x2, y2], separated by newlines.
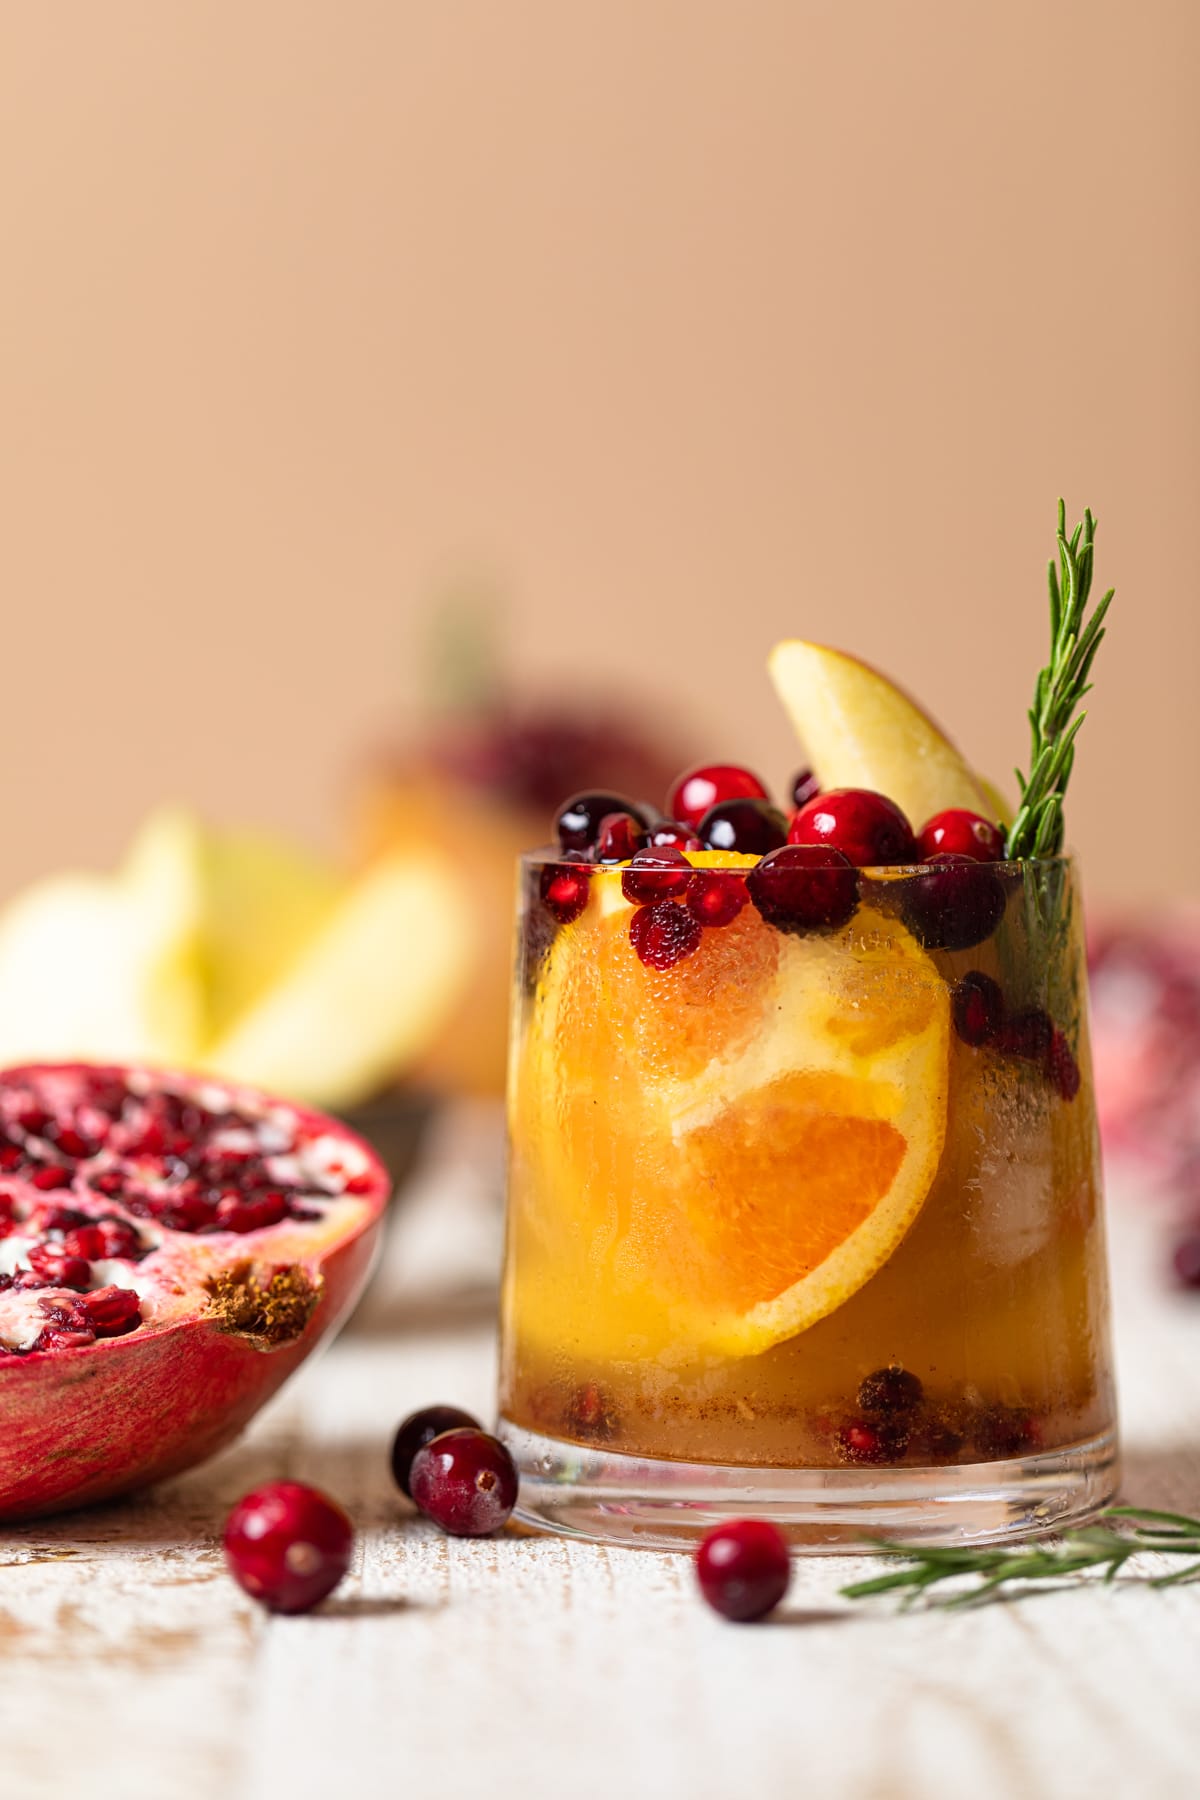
[1004, 501, 1114, 860]
[841, 1508, 1200, 1610]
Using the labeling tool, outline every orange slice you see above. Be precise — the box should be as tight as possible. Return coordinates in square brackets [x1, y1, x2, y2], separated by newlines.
[517, 861, 950, 1357]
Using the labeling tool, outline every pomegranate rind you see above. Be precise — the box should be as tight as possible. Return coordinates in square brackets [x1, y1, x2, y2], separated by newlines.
[0, 1063, 389, 1522]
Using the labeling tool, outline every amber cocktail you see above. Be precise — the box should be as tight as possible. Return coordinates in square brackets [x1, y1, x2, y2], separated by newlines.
[498, 845, 1117, 1549]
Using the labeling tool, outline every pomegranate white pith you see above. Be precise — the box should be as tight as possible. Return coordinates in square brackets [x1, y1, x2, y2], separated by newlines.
[0, 1062, 387, 1521]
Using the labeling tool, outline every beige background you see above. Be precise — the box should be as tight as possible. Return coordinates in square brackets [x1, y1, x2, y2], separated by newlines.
[1, 0, 1196, 904]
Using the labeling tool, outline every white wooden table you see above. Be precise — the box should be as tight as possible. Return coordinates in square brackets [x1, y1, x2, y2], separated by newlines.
[3, 1104, 1199, 1800]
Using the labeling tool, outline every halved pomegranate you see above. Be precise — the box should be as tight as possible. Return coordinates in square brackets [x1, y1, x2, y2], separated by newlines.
[0, 1062, 387, 1521]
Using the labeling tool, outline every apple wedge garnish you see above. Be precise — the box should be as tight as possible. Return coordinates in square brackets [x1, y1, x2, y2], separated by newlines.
[768, 641, 1010, 832]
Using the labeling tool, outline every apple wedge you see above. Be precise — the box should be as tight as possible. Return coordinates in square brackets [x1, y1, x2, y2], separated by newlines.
[768, 641, 1010, 831]
[208, 850, 472, 1109]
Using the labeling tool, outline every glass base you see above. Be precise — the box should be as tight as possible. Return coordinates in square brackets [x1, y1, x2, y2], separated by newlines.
[499, 1419, 1120, 1552]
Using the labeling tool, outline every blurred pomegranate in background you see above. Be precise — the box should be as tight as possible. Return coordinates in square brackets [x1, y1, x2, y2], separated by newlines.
[1089, 913, 1200, 1286]
[356, 699, 687, 1095]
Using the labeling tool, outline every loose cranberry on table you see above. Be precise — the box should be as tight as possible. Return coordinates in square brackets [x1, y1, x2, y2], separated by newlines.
[900, 855, 1007, 952]
[409, 1428, 519, 1537]
[746, 844, 859, 934]
[667, 763, 770, 831]
[917, 809, 1006, 863]
[698, 798, 788, 856]
[695, 1519, 791, 1622]
[391, 1403, 483, 1499]
[788, 788, 916, 867]
[555, 791, 651, 855]
[224, 1481, 354, 1614]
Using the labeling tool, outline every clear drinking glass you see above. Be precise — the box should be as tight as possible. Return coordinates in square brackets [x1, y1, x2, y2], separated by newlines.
[498, 848, 1118, 1549]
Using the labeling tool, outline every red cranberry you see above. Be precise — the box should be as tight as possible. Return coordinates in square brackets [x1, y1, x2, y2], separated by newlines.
[790, 769, 820, 809]
[409, 1428, 519, 1537]
[390, 1403, 482, 1498]
[918, 809, 1005, 863]
[698, 799, 788, 855]
[686, 869, 749, 928]
[1046, 1028, 1081, 1101]
[539, 861, 592, 925]
[835, 1419, 909, 1465]
[994, 1006, 1055, 1063]
[746, 845, 858, 934]
[594, 811, 648, 863]
[647, 821, 704, 852]
[695, 1520, 790, 1622]
[951, 971, 1006, 1046]
[1172, 1232, 1200, 1289]
[224, 1481, 354, 1614]
[857, 1365, 924, 1417]
[629, 900, 704, 970]
[901, 855, 1006, 951]
[788, 788, 916, 867]
[621, 847, 692, 904]
[668, 764, 769, 831]
[556, 791, 649, 854]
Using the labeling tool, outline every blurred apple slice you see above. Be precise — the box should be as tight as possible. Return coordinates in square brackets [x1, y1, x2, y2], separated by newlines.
[768, 641, 1010, 829]
[209, 851, 471, 1109]
[0, 808, 206, 1068]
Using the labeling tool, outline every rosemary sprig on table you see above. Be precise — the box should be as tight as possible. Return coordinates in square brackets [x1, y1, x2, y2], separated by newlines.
[841, 1509, 1200, 1610]
[1004, 501, 1114, 860]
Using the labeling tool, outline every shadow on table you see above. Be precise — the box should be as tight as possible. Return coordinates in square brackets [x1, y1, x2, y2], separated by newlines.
[1117, 1445, 1200, 1517]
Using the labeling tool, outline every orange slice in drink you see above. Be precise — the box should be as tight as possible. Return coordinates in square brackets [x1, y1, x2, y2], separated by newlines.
[518, 855, 950, 1358]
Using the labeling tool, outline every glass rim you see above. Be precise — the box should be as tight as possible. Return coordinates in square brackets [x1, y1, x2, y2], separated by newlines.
[520, 847, 1076, 877]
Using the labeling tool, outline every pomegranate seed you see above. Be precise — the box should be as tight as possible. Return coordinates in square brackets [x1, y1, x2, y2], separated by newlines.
[594, 811, 647, 863]
[647, 821, 704, 852]
[901, 855, 1007, 951]
[556, 792, 649, 855]
[539, 861, 592, 925]
[686, 869, 749, 928]
[951, 971, 1005, 1046]
[565, 1381, 618, 1441]
[1046, 1028, 1081, 1101]
[342, 1171, 373, 1196]
[698, 799, 788, 856]
[835, 1419, 908, 1465]
[629, 900, 704, 970]
[89, 1170, 126, 1198]
[695, 1520, 790, 1623]
[32, 1203, 88, 1233]
[788, 788, 916, 867]
[214, 1191, 288, 1233]
[790, 769, 820, 810]
[144, 1192, 217, 1232]
[29, 1165, 74, 1192]
[94, 1217, 144, 1260]
[390, 1403, 482, 1498]
[746, 844, 859, 934]
[994, 1006, 1054, 1063]
[16, 1107, 51, 1137]
[0, 1144, 23, 1172]
[26, 1245, 91, 1291]
[224, 1481, 354, 1614]
[667, 765, 770, 832]
[81, 1285, 142, 1336]
[621, 847, 692, 904]
[409, 1428, 518, 1537]
[857, 1365, 924, 1417]
[59, 1226, 107, 1262]
[51, 1126, 95, 1159]
[917, 809, 1005, 863]
[34, 1326, 96, 1351]
[1171, 1232, 1200, 1289]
